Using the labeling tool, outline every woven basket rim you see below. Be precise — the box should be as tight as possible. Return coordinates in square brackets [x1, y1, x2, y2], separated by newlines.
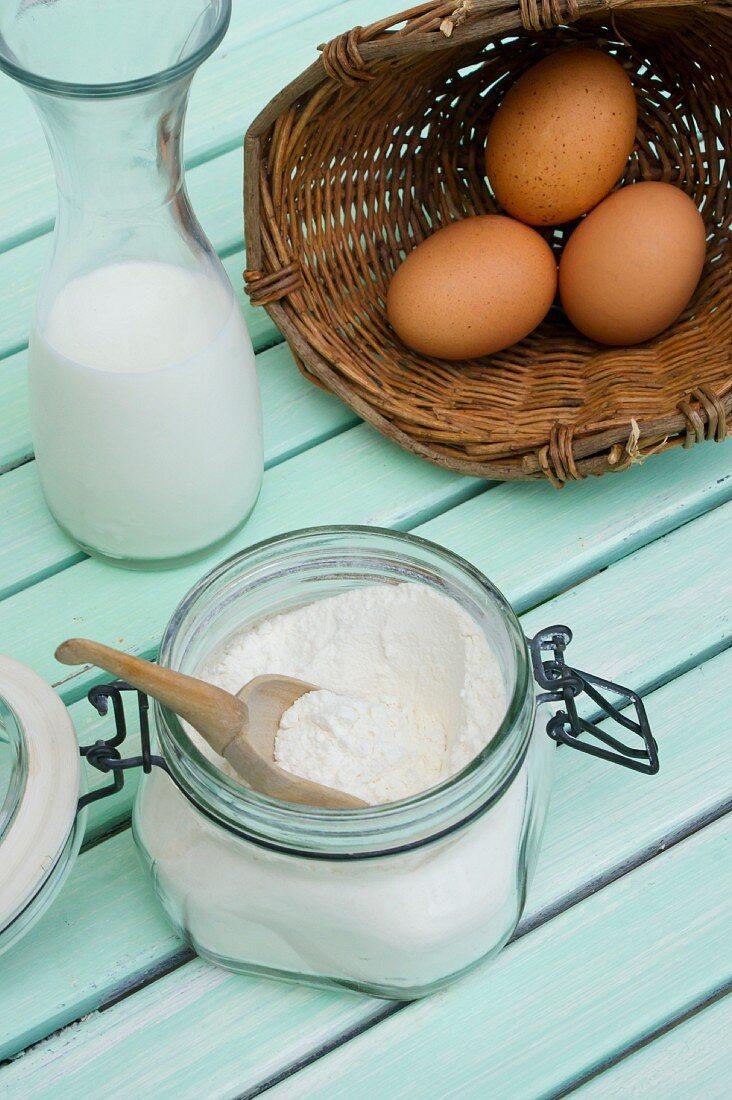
[244, 0, 732, 484]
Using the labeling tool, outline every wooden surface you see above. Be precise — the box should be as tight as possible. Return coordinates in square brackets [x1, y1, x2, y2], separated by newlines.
[0, 2, 730, 1096]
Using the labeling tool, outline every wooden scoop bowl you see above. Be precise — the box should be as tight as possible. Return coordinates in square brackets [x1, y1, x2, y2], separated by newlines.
[55, 638, 366, 809]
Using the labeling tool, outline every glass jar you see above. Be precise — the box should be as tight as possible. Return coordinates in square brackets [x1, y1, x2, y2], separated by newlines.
[0, 0, 263, 566]
[0, 528, 657, 988]
[134, 527, 555, 998]
[0, 656, 84, 957]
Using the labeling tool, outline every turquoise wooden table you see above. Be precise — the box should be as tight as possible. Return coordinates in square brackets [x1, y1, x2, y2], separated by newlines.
[1, 2, 731, 1096]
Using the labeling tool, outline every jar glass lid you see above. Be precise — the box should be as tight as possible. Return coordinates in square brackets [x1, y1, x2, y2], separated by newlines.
[0, 655, 80, 938]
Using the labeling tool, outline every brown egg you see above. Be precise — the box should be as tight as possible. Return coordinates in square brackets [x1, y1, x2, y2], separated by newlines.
[485, 48, 637, 226]
[386, 216, 557, 360]
[559, 182, 707, 346]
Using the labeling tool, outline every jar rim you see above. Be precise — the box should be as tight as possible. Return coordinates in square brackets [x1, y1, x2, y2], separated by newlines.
[0, 0, 231, 100]
[156, 526, 536, 855]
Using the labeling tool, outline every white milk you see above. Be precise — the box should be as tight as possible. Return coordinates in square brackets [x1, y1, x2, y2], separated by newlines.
[28, 261, 262, 563]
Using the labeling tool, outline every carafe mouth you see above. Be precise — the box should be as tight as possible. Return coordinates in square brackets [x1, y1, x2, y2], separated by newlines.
[0, 0, 231, 98]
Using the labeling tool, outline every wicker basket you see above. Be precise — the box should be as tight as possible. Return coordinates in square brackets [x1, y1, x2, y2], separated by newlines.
[244, 0, 731, 485]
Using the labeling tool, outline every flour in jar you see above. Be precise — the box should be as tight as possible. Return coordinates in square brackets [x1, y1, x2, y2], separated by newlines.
[195, 583, 507, 804]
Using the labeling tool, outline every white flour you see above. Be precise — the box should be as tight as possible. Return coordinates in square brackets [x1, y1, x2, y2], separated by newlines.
[277, 690, 444, 804]
[196, 583, 506, 804]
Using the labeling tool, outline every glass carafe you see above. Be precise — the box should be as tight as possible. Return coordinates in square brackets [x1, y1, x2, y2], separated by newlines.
[0, 0, 263, 566]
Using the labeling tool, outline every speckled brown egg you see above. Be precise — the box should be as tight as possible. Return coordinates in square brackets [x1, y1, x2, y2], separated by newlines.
[386, 215, 557, 360]
[485, 48, 637, 226]
[559, 182, 707, 346]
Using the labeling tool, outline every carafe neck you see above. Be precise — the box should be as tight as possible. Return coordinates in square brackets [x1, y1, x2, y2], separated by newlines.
[30, 78, 191, 217]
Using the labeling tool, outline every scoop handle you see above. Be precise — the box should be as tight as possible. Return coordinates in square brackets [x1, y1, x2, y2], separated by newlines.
[55, 638, 247, 754]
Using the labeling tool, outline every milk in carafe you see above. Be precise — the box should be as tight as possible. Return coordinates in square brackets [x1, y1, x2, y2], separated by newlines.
[29, 261, 262, 564]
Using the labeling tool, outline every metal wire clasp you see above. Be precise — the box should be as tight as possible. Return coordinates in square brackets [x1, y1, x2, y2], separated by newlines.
[77, 682, 169, 812]
[529, 627, 659, 775]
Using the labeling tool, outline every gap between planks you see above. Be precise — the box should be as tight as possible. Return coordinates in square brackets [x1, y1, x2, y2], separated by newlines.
[515, 487, 732, 620]
[554, 980, 732, 1100]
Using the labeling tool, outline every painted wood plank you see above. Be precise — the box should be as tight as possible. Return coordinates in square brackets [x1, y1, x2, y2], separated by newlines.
[183, 145, 245, 254]
[5, 517, 726, 1091]
[522, 645, 732, 932]
[4, 782, 731, 1098]
[420, 439, 732, 615]
[0, 424, 483, 701]
[1, 366, 728, 1073]
[261, 815, 732, 1100]
[0, 957, 383, 1100]
[0, 832, 187, 1065]
[0, 234, 48, 361]
[0, 0, 366, 251]
[518, 498, 732, 695]
[0, 340, 357, 601]
[0, 247, 279, 474]
[0, 466, 80, 600]
[0, 572, 728, 1071]
[0, 351, 31, 475]
[3, 411, 729, 638]
[571, 990, 732, 1100]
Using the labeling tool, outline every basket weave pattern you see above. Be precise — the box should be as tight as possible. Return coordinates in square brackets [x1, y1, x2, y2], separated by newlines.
[244, 0, 732, 484]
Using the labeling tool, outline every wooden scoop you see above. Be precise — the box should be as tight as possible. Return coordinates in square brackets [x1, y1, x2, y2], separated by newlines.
[55, 638, 366, 809]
